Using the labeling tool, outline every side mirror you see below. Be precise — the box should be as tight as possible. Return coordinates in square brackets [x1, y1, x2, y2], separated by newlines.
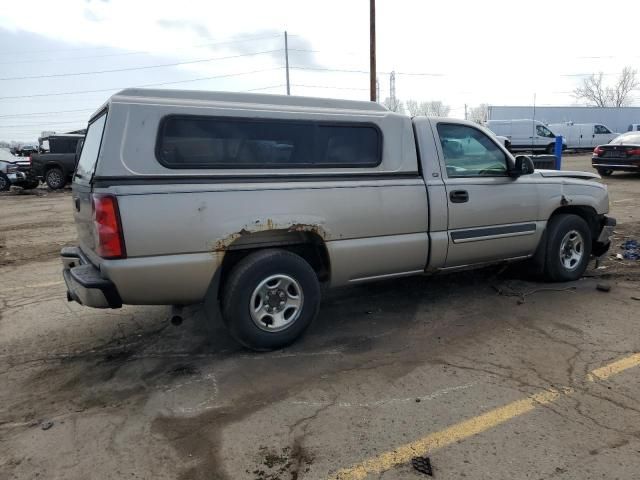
[511, 155, 535, 177]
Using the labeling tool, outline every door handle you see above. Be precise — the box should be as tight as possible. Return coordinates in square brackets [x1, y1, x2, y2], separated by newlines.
[450, 190, 469, 203]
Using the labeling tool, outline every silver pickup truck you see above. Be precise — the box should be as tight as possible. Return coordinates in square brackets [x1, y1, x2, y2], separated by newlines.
[62, 89, 615, 350]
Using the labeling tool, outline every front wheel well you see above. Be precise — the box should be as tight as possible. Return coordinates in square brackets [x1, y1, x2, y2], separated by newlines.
[549, 206, 601, 240]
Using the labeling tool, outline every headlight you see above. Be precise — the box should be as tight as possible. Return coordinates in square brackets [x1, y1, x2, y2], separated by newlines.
[7, 164, 18, 173]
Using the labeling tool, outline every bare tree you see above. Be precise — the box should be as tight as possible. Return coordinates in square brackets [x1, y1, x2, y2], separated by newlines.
[382, 97, 404, 113]
[467, 103, 489, 124]
[573, 67, 639, 107]
[405, 99, 450, 117]
[612, 67, 639, 107]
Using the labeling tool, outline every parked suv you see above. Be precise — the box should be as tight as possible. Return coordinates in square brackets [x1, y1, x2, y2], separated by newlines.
[62, 89, 615, 350]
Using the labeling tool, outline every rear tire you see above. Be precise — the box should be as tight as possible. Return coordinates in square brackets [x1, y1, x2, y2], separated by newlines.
[597, 168, 613, 177]
[45, 168, 65, 189]
[221, 249, 321, 351]
[0, 173, 10, 191]
[543, 214, 592, 282]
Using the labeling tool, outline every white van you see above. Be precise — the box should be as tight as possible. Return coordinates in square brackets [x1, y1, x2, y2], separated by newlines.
[628, 124, 640, 132]
[549, 123, 617, 150]
[486, 119, 565, 153]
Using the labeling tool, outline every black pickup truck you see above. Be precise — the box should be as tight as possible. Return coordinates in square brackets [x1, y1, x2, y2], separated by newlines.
[31, 134, 84, 189]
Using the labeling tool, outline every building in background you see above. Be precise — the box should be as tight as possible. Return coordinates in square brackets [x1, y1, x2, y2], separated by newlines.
[487, 106, 640, 134]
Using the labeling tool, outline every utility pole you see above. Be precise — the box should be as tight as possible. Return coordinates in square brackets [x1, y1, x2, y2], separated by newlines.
[464, 104, 468, 120]
[369, 0, 376, 101]
[284, 31, 290, 96]
[390, 71, 396, 108]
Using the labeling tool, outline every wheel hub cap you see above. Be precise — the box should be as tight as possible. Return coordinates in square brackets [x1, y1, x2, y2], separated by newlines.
[250, 274, 304, 332]
[559, 230, 584, 271]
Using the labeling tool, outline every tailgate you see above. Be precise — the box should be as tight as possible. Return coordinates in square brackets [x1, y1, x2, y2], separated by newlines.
[72, 112, 107, 256]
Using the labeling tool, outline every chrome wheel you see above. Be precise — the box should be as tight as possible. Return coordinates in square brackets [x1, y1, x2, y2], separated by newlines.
[250, 274, 303, 332]
[559, 230, 584, 271]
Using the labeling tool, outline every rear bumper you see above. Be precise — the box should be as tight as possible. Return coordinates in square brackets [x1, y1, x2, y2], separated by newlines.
[592, 158, 640, 171]
[61, 246, 122, 308]
[593, 216, 616, 257]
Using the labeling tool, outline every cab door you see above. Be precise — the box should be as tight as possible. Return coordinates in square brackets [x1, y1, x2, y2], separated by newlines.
[593, 124, 615, 146]
[433, 122, 541, 268]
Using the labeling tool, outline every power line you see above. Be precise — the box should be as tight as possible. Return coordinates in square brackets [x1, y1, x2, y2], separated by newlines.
[0, 108, 95, 118]
[292, 84, 368, 91]
[0, 120, 86, 128]
[0, 67, 283, 100]
[289, 66, 445, 76]
[0, 33, 282, 56]
[244, 84, 286, 92]
[0, 34, 282, 66]
[0, 50, 283, 81]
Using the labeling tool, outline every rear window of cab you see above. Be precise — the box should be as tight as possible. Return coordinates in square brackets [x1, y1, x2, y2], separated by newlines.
[155, 115, 382, 169]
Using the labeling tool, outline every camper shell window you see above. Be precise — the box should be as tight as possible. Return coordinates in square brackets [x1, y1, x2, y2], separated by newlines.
[156, 115, 382, 169]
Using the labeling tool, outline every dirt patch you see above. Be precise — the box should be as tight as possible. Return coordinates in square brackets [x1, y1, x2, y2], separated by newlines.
[591, 221, 640, 279]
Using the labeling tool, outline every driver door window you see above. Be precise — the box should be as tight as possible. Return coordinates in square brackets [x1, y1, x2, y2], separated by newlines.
[437, 123, 508, 177]
[536, 125, 555, 138]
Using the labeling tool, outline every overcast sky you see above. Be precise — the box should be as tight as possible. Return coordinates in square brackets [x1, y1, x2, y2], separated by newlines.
[0, 0, 638, 141]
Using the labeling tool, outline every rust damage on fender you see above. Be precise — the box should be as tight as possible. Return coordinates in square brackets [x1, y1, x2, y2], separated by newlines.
[212, 220, 328, 252]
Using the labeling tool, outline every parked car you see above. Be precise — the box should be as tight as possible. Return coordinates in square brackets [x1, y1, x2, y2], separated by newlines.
[12, 144, 39, 156]
[486, 119, 566, 153]
[62, 89, 615, 350]
[592, 131, 640, 176]
[31, 134, 84, 189]
[548, 122, 617, 150]
[0, 149, 39, 190]
[628, 124, 640, 132]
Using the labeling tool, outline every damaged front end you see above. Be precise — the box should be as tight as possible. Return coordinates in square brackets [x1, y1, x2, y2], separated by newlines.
[593, 216, 617, 257]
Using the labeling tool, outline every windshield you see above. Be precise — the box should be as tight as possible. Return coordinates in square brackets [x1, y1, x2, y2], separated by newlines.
[74, 112, 106, 185]
[610, 132, 640, 145]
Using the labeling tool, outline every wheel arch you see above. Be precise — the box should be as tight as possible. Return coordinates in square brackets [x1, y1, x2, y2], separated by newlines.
[215, 229, 331, 299]
[548, 205, 601, 240]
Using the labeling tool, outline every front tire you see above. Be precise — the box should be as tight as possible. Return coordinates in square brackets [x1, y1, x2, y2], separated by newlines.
[0, 173, 11, 191]
[221, 249, 321, 351]
[45, 168, 65, 189]
[597, 168, 613, 177]
[546, 143, 555, 154]
[543, 214, 592, 282]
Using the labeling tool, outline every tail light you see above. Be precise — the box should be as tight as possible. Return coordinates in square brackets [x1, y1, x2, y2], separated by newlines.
[593, 146, 605, 156]
[92, 194, 126, 259]
[626, 148, 640, 156]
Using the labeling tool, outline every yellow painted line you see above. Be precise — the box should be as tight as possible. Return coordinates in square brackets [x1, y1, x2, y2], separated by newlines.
[588, 352, 640, 381]
[333, 353, 640, 480]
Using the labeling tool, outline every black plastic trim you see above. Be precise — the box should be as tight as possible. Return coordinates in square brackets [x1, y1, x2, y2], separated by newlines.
[451, 223, 537, 241]
[92, 172, 421, 187]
